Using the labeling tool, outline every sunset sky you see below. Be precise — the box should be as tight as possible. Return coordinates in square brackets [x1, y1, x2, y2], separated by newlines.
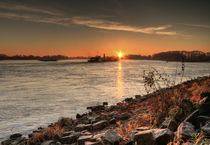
[0, 0, 210, 57]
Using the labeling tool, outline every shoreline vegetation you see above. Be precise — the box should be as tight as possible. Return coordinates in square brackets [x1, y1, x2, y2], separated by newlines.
[0, 50, 210, 62]
[2, 75, 210, 145]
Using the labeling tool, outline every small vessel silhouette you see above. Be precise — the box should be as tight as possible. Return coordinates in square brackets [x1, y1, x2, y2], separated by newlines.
[88, 54, 118, 62]
[38, 57, 58, 61]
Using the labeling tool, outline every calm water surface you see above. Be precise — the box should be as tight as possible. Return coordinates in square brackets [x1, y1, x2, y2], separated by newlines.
[0, 60, 209, 140]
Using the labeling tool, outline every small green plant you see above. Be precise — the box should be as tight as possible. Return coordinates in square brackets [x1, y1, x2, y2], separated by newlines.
[191, 132, 210, 145]
[168, 105, 179, 119]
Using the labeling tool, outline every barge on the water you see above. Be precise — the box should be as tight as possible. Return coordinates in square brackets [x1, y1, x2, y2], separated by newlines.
[88, 54, 118, 62]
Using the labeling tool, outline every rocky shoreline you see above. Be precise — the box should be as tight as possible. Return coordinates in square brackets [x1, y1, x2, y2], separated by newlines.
[2, 76, 210, 145]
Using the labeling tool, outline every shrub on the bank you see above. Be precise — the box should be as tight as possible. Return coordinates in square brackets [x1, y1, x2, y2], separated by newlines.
[143, 62, 188, 126]
[29, 125, 64, 144]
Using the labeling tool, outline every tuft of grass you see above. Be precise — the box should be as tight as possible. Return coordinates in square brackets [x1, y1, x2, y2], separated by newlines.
[55, 117, 75, 128]
[115, 121, 139, 141]
[168, 105, 179, 119]
[29, 125, 64, 144]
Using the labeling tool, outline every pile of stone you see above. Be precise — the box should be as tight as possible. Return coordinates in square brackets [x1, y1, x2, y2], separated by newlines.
[1, 100, 132, 145]
[127, 92, 210, 145]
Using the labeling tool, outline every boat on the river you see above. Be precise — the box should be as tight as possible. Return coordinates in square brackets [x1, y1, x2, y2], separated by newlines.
[88, 54, 118, 62]
[38, 57, 58, 61]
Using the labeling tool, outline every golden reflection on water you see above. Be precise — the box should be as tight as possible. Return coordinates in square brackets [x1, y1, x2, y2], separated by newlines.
[116, 60, 124, 99]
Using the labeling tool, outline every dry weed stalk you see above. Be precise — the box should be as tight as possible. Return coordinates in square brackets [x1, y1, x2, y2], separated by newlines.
[143, 61, 186, 126]
[167, 132, 207, 145]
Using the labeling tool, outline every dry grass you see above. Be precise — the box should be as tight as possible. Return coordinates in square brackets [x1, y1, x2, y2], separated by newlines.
[146, 76, 210, 126]
[115, 121, 140, 141]
[167, 132, 207, 145]
[55, 117, 75, 127]
[29, 125, 64, 144]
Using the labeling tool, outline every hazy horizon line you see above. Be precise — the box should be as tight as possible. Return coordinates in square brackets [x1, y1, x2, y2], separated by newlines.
[1, 50, 209, 58]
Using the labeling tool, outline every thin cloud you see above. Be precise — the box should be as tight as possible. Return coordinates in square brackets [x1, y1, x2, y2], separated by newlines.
[155, 31, 177, 35]
[0, 2, 60, 16]
[183, 23, 210, 29]
[72, 17, 175, 35]
[0, 12, 70, 26]
[0, 10, 176, 36]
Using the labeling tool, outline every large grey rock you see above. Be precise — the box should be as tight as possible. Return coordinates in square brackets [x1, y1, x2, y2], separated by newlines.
[102, 129, 122, 144]
[201, 121, 210, 136]
[92, 120, 108, 131]
[153, 129, 174, 145]
[161, 119, 177, 132]
[174, 99, 194, 123]
[177, 122, 195, 141]
[41, 140, 54, 145]
[156, 113, 167, 126]
[62, 131, 74, 137]
[53, 132, 63, 141]
[85, 141, 102, 145]
[103, 102, 108, 106]
[77, 135, 93, 145]
[2, 139, 13, 145]
[93, 133, 105, 143]
[57, 117, 74, 130]
[200, 92, 210, 99]
[81, 130, 92, 136]
[95, 115, 108, 122]
[184, 109, 199, 125]
[131, 127, 150, 141]
[135, 95, 141, 99]
[130, 131, 138, 142]
[10, 133, 22, 140]
[199, 92, 210, 116]
[196, 115, 210, 127]
[75, 124, 92, 131]
[134, 130, 156, 145]
[87, 105, 105, 112]
[124, 97, 133, 103]
[59, 132, 81, 144]
[116, 113, 130, 120]
[109, 118, 116, 124]
[136, 127, 150, 131]
[182, 143, 193, 145]
[2, 137, 25, 145]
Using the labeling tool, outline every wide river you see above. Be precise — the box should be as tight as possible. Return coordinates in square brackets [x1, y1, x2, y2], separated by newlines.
[0, 59, 209, 140]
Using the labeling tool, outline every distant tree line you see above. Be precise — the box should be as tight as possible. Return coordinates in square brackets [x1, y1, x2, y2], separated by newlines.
[1, 50, 210, 62]
[0, 54, 69, 60]
[125, 54, 152, 60]
[126, 51, 210, 62]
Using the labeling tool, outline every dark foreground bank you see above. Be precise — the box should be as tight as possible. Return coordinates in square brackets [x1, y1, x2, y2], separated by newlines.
[2, 76, 210, 145]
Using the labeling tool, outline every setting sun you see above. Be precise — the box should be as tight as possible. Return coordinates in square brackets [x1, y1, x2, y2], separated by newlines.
[118, 52, 123, 59]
